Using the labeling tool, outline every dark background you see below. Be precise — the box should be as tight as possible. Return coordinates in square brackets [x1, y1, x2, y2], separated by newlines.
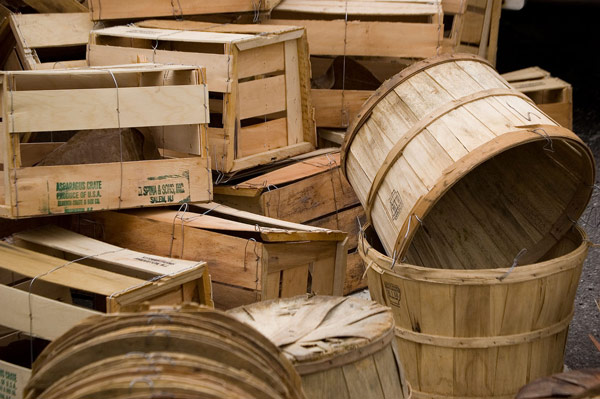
[497, 1, 599, 369]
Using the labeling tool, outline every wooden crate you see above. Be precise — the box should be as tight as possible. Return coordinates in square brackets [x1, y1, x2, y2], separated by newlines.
[0, 65, 212, 219]
[72, 202, 348, 310]
[0, 228, 212, 341]
[214, 150, 368, 294]
[442, 0, 502, 65]
[0, 332, 34, 399]
[89, 21, 316, 174]
[9, 13, 93, 70]
[502, 66, 573, 129]
[264, 0, 444, 128]
[88, 0, 280, 21]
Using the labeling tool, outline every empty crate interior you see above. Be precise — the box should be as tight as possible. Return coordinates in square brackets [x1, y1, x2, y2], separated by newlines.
[404, 139, 592, 270]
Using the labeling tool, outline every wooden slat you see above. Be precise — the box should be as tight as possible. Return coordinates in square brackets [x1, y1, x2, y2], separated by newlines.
[501, 67, 550, 82]
[238, 118, 288, 158]
[14, 225, 202, 277]
[312, 89, 372, 128]
[0, 242, 142, 296]
[238, 75, 287, 119]
[23, 0, 87, 12]
[10, 13, 92, 49]
[8, 157, 211, 218]
[0, 284, 100, 341]
[280, 265, 309, 297]
[89, 0, 280, 20]
[274, 0, 440, 15]
[92, 26, 255, 45]
[231, 142, 313, 172]
[238, 42, 285, 79]
[8, 85, 209, 133]
[284, 39, 303, 146]
[88, 44, 231, 93]
[268, 19, 440, 57]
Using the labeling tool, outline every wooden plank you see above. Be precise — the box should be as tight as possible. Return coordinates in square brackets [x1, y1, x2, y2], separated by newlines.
[307, 205, 364, 248]
[89, 0, 281, 20]
[260, 165, 359, 223]
[8, 157, 211, 218]
[211, 282, 258, 310]
[284, 39, 303, 146]
[264, 242, 335, 272]
[501, 67, 550, 82]
[274, 0, 440, 15]
[226, 152, 343, 190]
[23, 0, 87, 12]
[13, 225, 203, 278]
[138, 19, 301, 35]
[312, 89, 372, 128]
[318, 128, 345, 145]
[280, 265, 309, 297]
[0, 284, 100, 341]
[264, 271, 282, 300]
[0, 242, 143, 296]
[238, 118, 288, 159]
[10, 13, 92, 49]
[238, 75, 287, 119]
[268, 19, 440, 57]
[192, 202, 340, 235]
[238, 42, 285, 79]
[87, 44, 231, 93]
[231, 142, 313, 172]
[92, 26, 254, 45]
[8, 85, 209, 133]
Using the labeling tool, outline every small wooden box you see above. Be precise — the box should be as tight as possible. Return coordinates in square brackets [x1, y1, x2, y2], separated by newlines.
[0, 65, 212, 218]
[9, 12, 93, 70]
[88, 0, 280, 21]
[502, 66, 573, 129]
[89, 22, 316, 174]
[0, 228, 212, 341]
[73, 203, 348, 309]
[265, 0, 444, 128]
[214, 151, 368, 294]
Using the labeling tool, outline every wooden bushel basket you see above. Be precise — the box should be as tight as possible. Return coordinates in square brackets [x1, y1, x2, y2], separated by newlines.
[359, 223, 589, 399]
[341, 54, 595, 269]
[229, 295, 411, 399]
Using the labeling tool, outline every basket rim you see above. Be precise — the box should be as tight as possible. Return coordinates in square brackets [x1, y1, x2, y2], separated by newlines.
[358, 223, 590, 285]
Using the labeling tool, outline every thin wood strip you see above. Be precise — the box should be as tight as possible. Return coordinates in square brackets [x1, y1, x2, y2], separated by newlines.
[363, 88, 535, 221]
[8, 85, 209, 133]
[341, 53, 491, 176]
[294, 327, 395, 375]
[390, 125, 594, 258]
[394, 310, 572, 348]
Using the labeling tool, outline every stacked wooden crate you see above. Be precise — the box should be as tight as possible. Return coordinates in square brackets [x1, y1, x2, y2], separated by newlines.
[72, 203, 347, 309]
[502, 66, 573, 129]
[0, 65, 212, 218]
[264, 0, 446, 128]
[88, 21, 315, 174]
[214, 150, 367, 294]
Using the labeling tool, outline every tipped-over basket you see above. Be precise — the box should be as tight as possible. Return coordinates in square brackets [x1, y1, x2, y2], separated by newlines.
[229, 295, 411, 399]
[342, 53, 595, 269]
[359, 223, 590, 399]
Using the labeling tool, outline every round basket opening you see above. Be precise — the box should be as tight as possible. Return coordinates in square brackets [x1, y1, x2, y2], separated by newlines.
[400, 139, 591, 270]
